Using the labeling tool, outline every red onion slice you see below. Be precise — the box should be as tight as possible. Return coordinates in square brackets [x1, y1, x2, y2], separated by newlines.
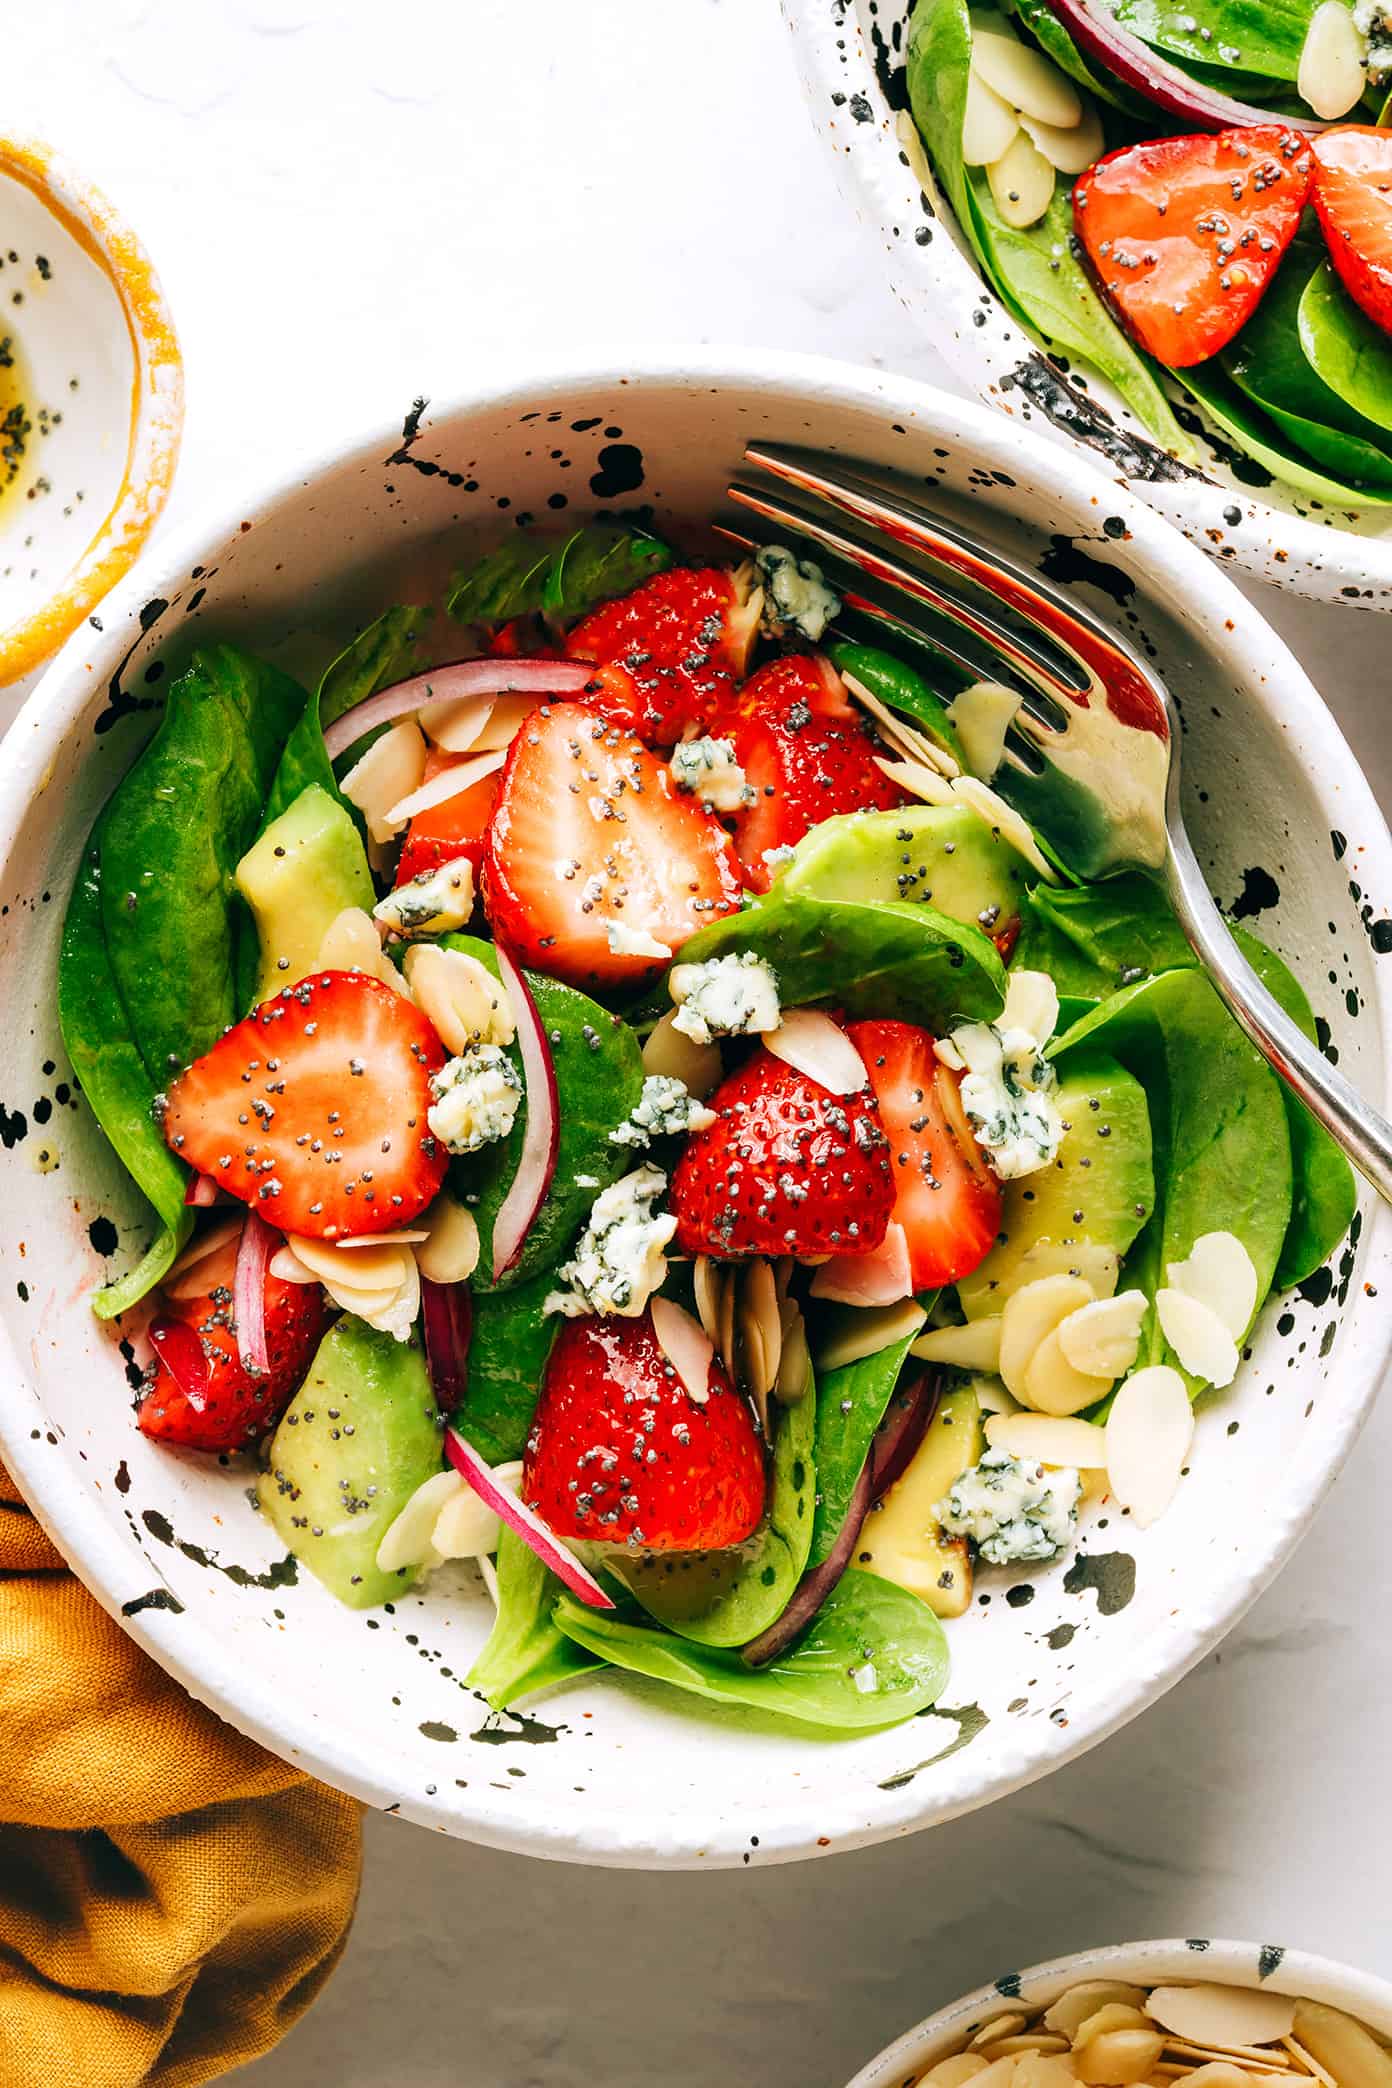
[323, 659, 595, 761]
[183, 1172, 221, 1207]
[233, 1213, 277, 1378]
[444, 1425, 615, 1609]
[741, 1371, 940, 1668]
[422, 1277, 472, 1413]
[1038, 0, 1326, 132]
[148, 1316, 212, 1405]
[489, 945, 560, 1280]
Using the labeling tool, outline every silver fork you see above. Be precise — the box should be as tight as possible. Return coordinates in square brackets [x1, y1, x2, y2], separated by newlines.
[725, 441, 1392, 1206]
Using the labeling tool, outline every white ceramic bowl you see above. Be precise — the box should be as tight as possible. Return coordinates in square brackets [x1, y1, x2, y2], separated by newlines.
[0, 352, 1388, 1869]
[846, 1938, 1392, 2088]
[784, 0, 1392, 609]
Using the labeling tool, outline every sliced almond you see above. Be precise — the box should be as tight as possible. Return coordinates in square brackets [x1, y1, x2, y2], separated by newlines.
[431, 1480, 502, 1561]
[980, 2037, 1072, 2059]
[341, 718, 428, 842]
[420, 689, 534, 755]
[1005, 1241, 1122, 1307]
[1021, 101, 1104, 175]
[1147, 1993, 1297, 2054]
[1156, 1288, 1239, 1387]
[775, 1297, 812, 1403]
[969, 1372, 1020, 1418]
[763, 1006, 868, 1095]
[999, 1272, 1095, 1399]
[949, 677, 1023, 782]
[416, 1193, 481, 1285]
[693, 1255, 727, 1348]
[1298, 0, 1368, 121]
[1058, 1290, 1147, 1379]
[1075, 2030, 1166, 2086]
[987, 128, 1057, 230]
[972, 2016, 1030, 2050]
[1283, 2035, 1338, 2088]
[404, 942, 516, 1053]
[650, 1295, 714, 1404]
[1023, 1323, 1113, 1416]
[1045, 1986, 1151, 2040]
[952, 774, 1061, 882]
[384, 746, 507, 829]
[1078, 2007, 1154, 2043]
[1292, 2005, 1392, 2088]
[317, 905, 413, 997]
[268, 1244, 320, 1286]
[1014, 2058, 1081, 2088]
[986, 1410, 1107, 1467]
[1183, 2068, 1283, 2088]
[912, 1316, 1003, 1372]
[337, 1228, 431, 1248]
[971, 19, 1083, 126]
[641, 1009, 723, 1100]
[717, 1259, 737, 1380]
[741, 1258, 782, 1408]
[285, 1234, 416, 1296]
[375, 1469, 458, 1574]
[819, 1297, 929, 1372]
[1166, 1230, 1258, 1341]
[164, 1217, 244, 1297]
[877, 754, 956, 807]
[843, 669, 960, 779]
[1105, 1364, 1194, 1527]
[962, 66, 1020, 167]
[1001, 965, 1058, 1044]
[923, 2059, 992, 2088]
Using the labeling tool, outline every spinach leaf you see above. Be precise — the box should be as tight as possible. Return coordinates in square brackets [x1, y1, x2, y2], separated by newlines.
[810, 1330, 922, 1566]
[1019, 876, 1354, 1283]
[671, 885, 1006, 1029]
[96, 645, 306, 1086]
[1053, 969, 1294, 1361]
[442, 937, 645, 1290]
[454, 1269, 559, 1464]
[906, 0, 1191, 456]
[1003, 0, 1153, 110]
[446, 523, 673, 628]
[553, 1568, 949, 1730]
[618, 1371, 818, 1647]
[1176, 361, 1388, 506]
[58, 846, 193, 1318]
[825, 639, 964, 761]
[1111, 0, 1311, 82]
[1299, 260, 1392, 436]
[467, 1528, 603, 1710]
[267, 604, 428, 820]
[1223, 254, 1392, 491]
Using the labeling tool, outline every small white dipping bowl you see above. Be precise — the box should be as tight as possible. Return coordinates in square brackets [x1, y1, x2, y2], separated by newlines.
[0, 353, 1388, 1868]
[0, 135, 182, 688]
[845, 1938, 1392, 2088]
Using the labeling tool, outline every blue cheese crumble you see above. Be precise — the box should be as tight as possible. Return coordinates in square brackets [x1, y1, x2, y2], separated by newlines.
[427, 1046, 522, 1155]
[669, 736, 751, 812]
[545, 1165, 677, 1318]
[755, 543, 841, 643]
[604, 917, 673, 961]
[938, 972, 1064, 1181]
[610, 1074, 717, 1149]
[372, 855, 475, 938]
[669, 951, 782, 1046]
[936, 1448, 1081, 1566]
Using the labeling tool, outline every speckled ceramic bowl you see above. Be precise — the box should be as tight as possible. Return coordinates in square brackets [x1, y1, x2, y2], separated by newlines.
[784, 1, 1392, 608]
[0, 352, 1388, 1868]
[845, 1938, 1392, 2088]
[0, 136, 182, 687]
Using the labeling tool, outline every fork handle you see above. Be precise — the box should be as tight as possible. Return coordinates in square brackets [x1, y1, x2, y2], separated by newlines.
[1165, 826, 1392, 1207]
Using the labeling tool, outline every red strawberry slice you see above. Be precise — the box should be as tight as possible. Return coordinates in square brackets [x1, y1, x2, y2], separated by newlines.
[845, 1019, 1002, 1290]
[1073, 125, 1312, 367]
[565, 566, 759, 745]
[1311, 127, 1392, 337]
[161, 971, 449, 1240]
[140, 1235, 328, 1453]
[396, 745, 501, 886]
[523, 1311, 765, 1550]
[481, 699, 743, 988]
[669, 1045, 894, 1260]
[719, 655, 906, 892]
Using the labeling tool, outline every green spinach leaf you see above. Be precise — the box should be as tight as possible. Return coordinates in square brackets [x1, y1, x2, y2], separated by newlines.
[467, 1528, 603, 1710]
[1003, 0, 1153, 109]
[1298, 260, 1392, 436]
[1111, 0, 1312, 82]
[810, 1330, 922, 1566]
[1223, 254, 1392, 491]
[553, 1567, 949, 1730]
[442, 937, 645, 1289]
[825, 640, 964, 761]
[1177, 361, 1389, 506]
[618, 1371, 818, 1647]
[446, 523, 673, 628]
[267, 603, 429, 819]
[454, 1269, 559, 1463]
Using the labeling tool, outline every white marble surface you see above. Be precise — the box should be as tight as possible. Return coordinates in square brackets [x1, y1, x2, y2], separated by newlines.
[8, 2, 1392, 2082]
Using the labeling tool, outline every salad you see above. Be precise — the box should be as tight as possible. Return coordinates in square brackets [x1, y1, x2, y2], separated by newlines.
[59, 515, 1355, 1734]
[914, 1976, 1392, 2088]
[903, 0, 1392, 506]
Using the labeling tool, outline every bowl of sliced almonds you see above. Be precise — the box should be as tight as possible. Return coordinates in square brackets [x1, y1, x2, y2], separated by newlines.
[847, 1941, 1392, 2088]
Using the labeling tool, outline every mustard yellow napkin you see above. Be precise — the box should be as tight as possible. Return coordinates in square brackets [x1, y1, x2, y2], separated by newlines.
[0, 1460, 362, 2085]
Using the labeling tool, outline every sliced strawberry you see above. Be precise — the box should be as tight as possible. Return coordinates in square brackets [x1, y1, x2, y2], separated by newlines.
[481, 699, 743, 988]
[564, 566, 758, 745]
[719, 655, 906, 892]
[523, 1311, 765, 1550]
[669, 1045, 894, 1260]
[1073, 125, 1312, 367]
[396, 745, 501, 886]
[845, 1019, 1002, 1291]
[161, 971, 449, 1240]
[1311, 127, 1392, 337]
[140, 1238, 327, 1453]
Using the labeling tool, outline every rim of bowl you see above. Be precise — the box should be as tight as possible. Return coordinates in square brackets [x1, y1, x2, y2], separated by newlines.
[1, 348, 1390, 1866]
[844, 1937, 1392, 2088]
[784, 1, 1392, 608]
[0, 134, 184, 687]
